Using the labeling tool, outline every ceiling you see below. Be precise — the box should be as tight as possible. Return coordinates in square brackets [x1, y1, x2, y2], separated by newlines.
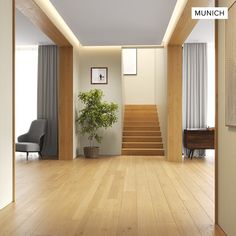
[16, 9, 54, 45]
[185, 20, 215, 43]
[50, 0, 177, 46]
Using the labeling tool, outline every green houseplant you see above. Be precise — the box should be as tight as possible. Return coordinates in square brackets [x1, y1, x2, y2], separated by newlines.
[77, 89, 118, 158]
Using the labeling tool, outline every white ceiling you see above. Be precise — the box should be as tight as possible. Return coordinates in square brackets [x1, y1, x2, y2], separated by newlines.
[185, 20, 215, 43]
[50, 0, 177, 46]
[16, 9, 54, 45]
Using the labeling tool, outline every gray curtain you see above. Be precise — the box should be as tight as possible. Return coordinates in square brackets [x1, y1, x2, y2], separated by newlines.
[182, 43, 208, 157]
[37, 45, 58, 157]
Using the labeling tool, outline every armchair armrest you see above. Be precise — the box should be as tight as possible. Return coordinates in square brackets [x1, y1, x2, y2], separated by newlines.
[18, 133, 28, 142]
[39, 134, 46, 151]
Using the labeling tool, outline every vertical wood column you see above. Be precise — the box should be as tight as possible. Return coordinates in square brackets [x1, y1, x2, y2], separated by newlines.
[59, 46, 73, 160]
[167, 45, 183, 162]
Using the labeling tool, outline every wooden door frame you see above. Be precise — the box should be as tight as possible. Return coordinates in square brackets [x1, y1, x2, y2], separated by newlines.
[13, 0, 219, 227]
[166, 0, 218, 224]
[14, 0, 73, 162]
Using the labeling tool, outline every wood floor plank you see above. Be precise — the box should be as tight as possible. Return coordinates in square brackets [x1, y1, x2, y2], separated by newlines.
[172, 164, 214, 222]
[0, 154, 225, 236]
[161, 161, 215, 236]
[144, 159, 181, 236]
[150, 159, 202, 236]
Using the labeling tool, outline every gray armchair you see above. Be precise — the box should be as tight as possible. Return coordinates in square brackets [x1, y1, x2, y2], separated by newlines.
[16, 119, 47, 160]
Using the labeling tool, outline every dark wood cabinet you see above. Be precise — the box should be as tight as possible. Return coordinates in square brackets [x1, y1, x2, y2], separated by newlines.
[184, 128, 215, 158]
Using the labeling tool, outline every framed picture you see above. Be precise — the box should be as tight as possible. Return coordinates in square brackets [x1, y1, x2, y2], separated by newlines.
[91, 67, 108, 84]
[122, 48, 137, 75]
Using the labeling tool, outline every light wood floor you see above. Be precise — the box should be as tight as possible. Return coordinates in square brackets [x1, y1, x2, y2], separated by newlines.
[0, 154, 225, 236]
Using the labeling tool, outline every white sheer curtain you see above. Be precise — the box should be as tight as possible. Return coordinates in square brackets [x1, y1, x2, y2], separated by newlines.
[182, 43, 208, 157]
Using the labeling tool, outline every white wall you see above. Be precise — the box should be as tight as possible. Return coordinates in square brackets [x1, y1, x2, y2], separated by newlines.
[0, 0, 13, 209]
[78, 47, 122, 155]
[218, 1, 236, 234]
[124, 49, 156, 104]
[155, 48, 167, 153]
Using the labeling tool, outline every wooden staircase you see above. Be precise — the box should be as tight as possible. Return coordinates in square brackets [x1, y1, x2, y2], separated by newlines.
[122, 105, 164, 156]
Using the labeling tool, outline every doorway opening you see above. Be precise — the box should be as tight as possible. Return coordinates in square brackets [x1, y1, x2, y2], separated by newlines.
[15, 9, 58, 161]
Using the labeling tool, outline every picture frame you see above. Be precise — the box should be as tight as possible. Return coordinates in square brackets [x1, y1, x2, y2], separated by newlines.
[91, 67, 108, 84]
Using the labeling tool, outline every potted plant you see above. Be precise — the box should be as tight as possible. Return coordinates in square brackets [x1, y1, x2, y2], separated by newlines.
[77, 89, 118, 158]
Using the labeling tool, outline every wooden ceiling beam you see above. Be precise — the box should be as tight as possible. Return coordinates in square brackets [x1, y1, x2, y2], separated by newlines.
[15, 0, 71, 46]
[168, 0, 213, 46]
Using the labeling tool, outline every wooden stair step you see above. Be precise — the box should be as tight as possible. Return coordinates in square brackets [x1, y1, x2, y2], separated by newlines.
[124, 116, 158, 120]
[123, 126, 160, 131]
[124, 115, 158, 121]
[124, 119, 159, 122]
[122, 142, 163, 149]
[125, 110, 157, 112]
[123, 105, 164, 156]
[123, 131, 161, 136]
[124, 122, 159, 127]
[124, 113, 158, 116]
[123, 136, 162, 142]
[125, 105, 156, 110]
[124, 112, 157, 116]
[122, 148, 164, 156]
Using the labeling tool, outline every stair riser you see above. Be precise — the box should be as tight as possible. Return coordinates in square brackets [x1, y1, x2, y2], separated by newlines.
[125, 118, 158, 122]
[123, 131, 161, 136]
[123, 137, 162, 142]
[123, 126, 160, 131]
[124, 117, 158, 121]
[122, 143, 163, 148]
[122, 149, 164, 156]
[124, 122, 159, 127]
[125, 105, 156, 109]
[125, 111, 157, 116]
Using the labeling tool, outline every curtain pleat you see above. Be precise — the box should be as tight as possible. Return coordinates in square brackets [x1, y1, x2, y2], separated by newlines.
[183, 43, 208, 157]
[37, 45, 58, 157]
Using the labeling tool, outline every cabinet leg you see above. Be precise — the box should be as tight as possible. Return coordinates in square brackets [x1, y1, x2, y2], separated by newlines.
[191, 149, 194, 159]
[188, 149, 191, 158]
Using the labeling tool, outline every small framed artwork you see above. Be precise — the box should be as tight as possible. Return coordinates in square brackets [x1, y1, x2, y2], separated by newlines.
[91, 67, 108, 84]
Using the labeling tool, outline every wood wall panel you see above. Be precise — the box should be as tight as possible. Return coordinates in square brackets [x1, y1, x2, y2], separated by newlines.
[58, 46, 73, 160]
[167, 46, 182, 162]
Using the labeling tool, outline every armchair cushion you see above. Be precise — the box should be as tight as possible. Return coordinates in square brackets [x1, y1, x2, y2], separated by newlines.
[16, 142, 40, 152]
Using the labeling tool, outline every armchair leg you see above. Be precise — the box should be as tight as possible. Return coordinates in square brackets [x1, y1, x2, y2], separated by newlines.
[26, 152, 29, 161]
[38, 151, 42, 159]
